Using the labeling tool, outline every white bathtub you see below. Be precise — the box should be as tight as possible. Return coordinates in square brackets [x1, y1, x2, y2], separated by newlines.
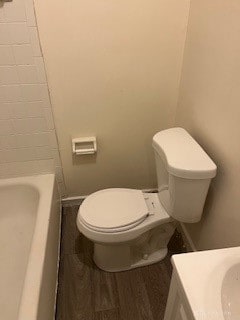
[0, 174, 61, 320]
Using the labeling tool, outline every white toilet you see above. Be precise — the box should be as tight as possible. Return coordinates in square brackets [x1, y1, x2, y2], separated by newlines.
[76, 127, 217, 272]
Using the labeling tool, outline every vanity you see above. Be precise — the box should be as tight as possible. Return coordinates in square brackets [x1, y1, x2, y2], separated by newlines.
[164, 247, 240, 320]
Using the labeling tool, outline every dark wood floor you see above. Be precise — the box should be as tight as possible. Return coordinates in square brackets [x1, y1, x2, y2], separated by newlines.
[56, 204, 186, 320]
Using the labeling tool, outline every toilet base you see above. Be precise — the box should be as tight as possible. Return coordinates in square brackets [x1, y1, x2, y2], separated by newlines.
[94, 246, 168, 272]
[130, 248, 168, 270]
[93, 223, 175, 272]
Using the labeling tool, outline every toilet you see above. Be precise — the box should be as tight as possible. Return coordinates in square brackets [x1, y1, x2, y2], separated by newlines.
[76, 127, 217, 272]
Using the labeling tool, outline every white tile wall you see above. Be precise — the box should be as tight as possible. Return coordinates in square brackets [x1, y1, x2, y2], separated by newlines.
[0, 0, 66, 195]
[0, 46, 15, 65]
[13, 44, 34, 64]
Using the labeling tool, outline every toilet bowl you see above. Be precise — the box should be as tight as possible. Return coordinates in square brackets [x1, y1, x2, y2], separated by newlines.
[77, 128, 217, 272]
[77, 189, 175, 271]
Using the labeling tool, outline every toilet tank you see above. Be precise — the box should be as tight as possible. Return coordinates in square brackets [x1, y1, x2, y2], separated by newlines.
[152, 128, 217, 223]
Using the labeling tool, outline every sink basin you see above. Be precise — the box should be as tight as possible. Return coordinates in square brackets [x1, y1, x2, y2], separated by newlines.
[221, 263, 240, 320]
[171, 247, 240, 320]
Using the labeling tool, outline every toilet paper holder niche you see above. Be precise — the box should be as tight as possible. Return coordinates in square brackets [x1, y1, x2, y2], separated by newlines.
[72, 137, 97, 155]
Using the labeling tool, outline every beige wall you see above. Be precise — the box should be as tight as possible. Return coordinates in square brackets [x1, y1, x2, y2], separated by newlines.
[34, 0, 190, 196]
[176, 0, 240, 250]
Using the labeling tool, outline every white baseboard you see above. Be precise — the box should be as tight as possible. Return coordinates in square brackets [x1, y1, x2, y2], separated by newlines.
[61, 195, 87, 207]
[62, 195, 87, 202]
[178, 222, 197, 252]
[62, 188, 158, 206]
[142, 188, 158, 193]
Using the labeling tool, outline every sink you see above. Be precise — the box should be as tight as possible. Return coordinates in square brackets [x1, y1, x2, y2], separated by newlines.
[221, 263, 240, 320]
[170, 247, 240, 320]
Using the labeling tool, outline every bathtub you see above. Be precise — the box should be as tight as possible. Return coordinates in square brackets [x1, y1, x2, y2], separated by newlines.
[0, 174, 61, 320]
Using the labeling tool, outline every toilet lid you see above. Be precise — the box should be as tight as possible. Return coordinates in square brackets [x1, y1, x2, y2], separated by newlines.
[80, 188, 149, 231]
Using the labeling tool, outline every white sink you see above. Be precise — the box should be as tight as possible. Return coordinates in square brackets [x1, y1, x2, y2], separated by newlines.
[170, 247, 240, 320]
[221, 263, 240, 320]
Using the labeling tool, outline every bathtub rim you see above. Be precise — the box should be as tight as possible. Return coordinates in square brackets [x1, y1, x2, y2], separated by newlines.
[0, 174, 60, 320]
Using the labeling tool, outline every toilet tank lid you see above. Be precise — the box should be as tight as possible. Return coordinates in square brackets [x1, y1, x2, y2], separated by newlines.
[152, 127, 217, 179]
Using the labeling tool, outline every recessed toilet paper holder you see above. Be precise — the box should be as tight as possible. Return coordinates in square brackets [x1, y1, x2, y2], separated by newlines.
[72, 137, 97, 155]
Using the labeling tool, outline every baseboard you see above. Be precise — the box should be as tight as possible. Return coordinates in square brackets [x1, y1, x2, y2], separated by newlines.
[62, 195, 86, 207]
[177, 223, 197, 252]
[61, 188, 158, 207]
[62, 195, 87, 202]
[142, 188, 158, 193]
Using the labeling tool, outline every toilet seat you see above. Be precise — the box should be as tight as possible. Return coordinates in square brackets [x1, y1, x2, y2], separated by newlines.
[79, 188, 149, 233]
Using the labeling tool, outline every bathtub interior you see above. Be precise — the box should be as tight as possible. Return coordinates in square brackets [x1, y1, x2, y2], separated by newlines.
[0, 185, 39, 320]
